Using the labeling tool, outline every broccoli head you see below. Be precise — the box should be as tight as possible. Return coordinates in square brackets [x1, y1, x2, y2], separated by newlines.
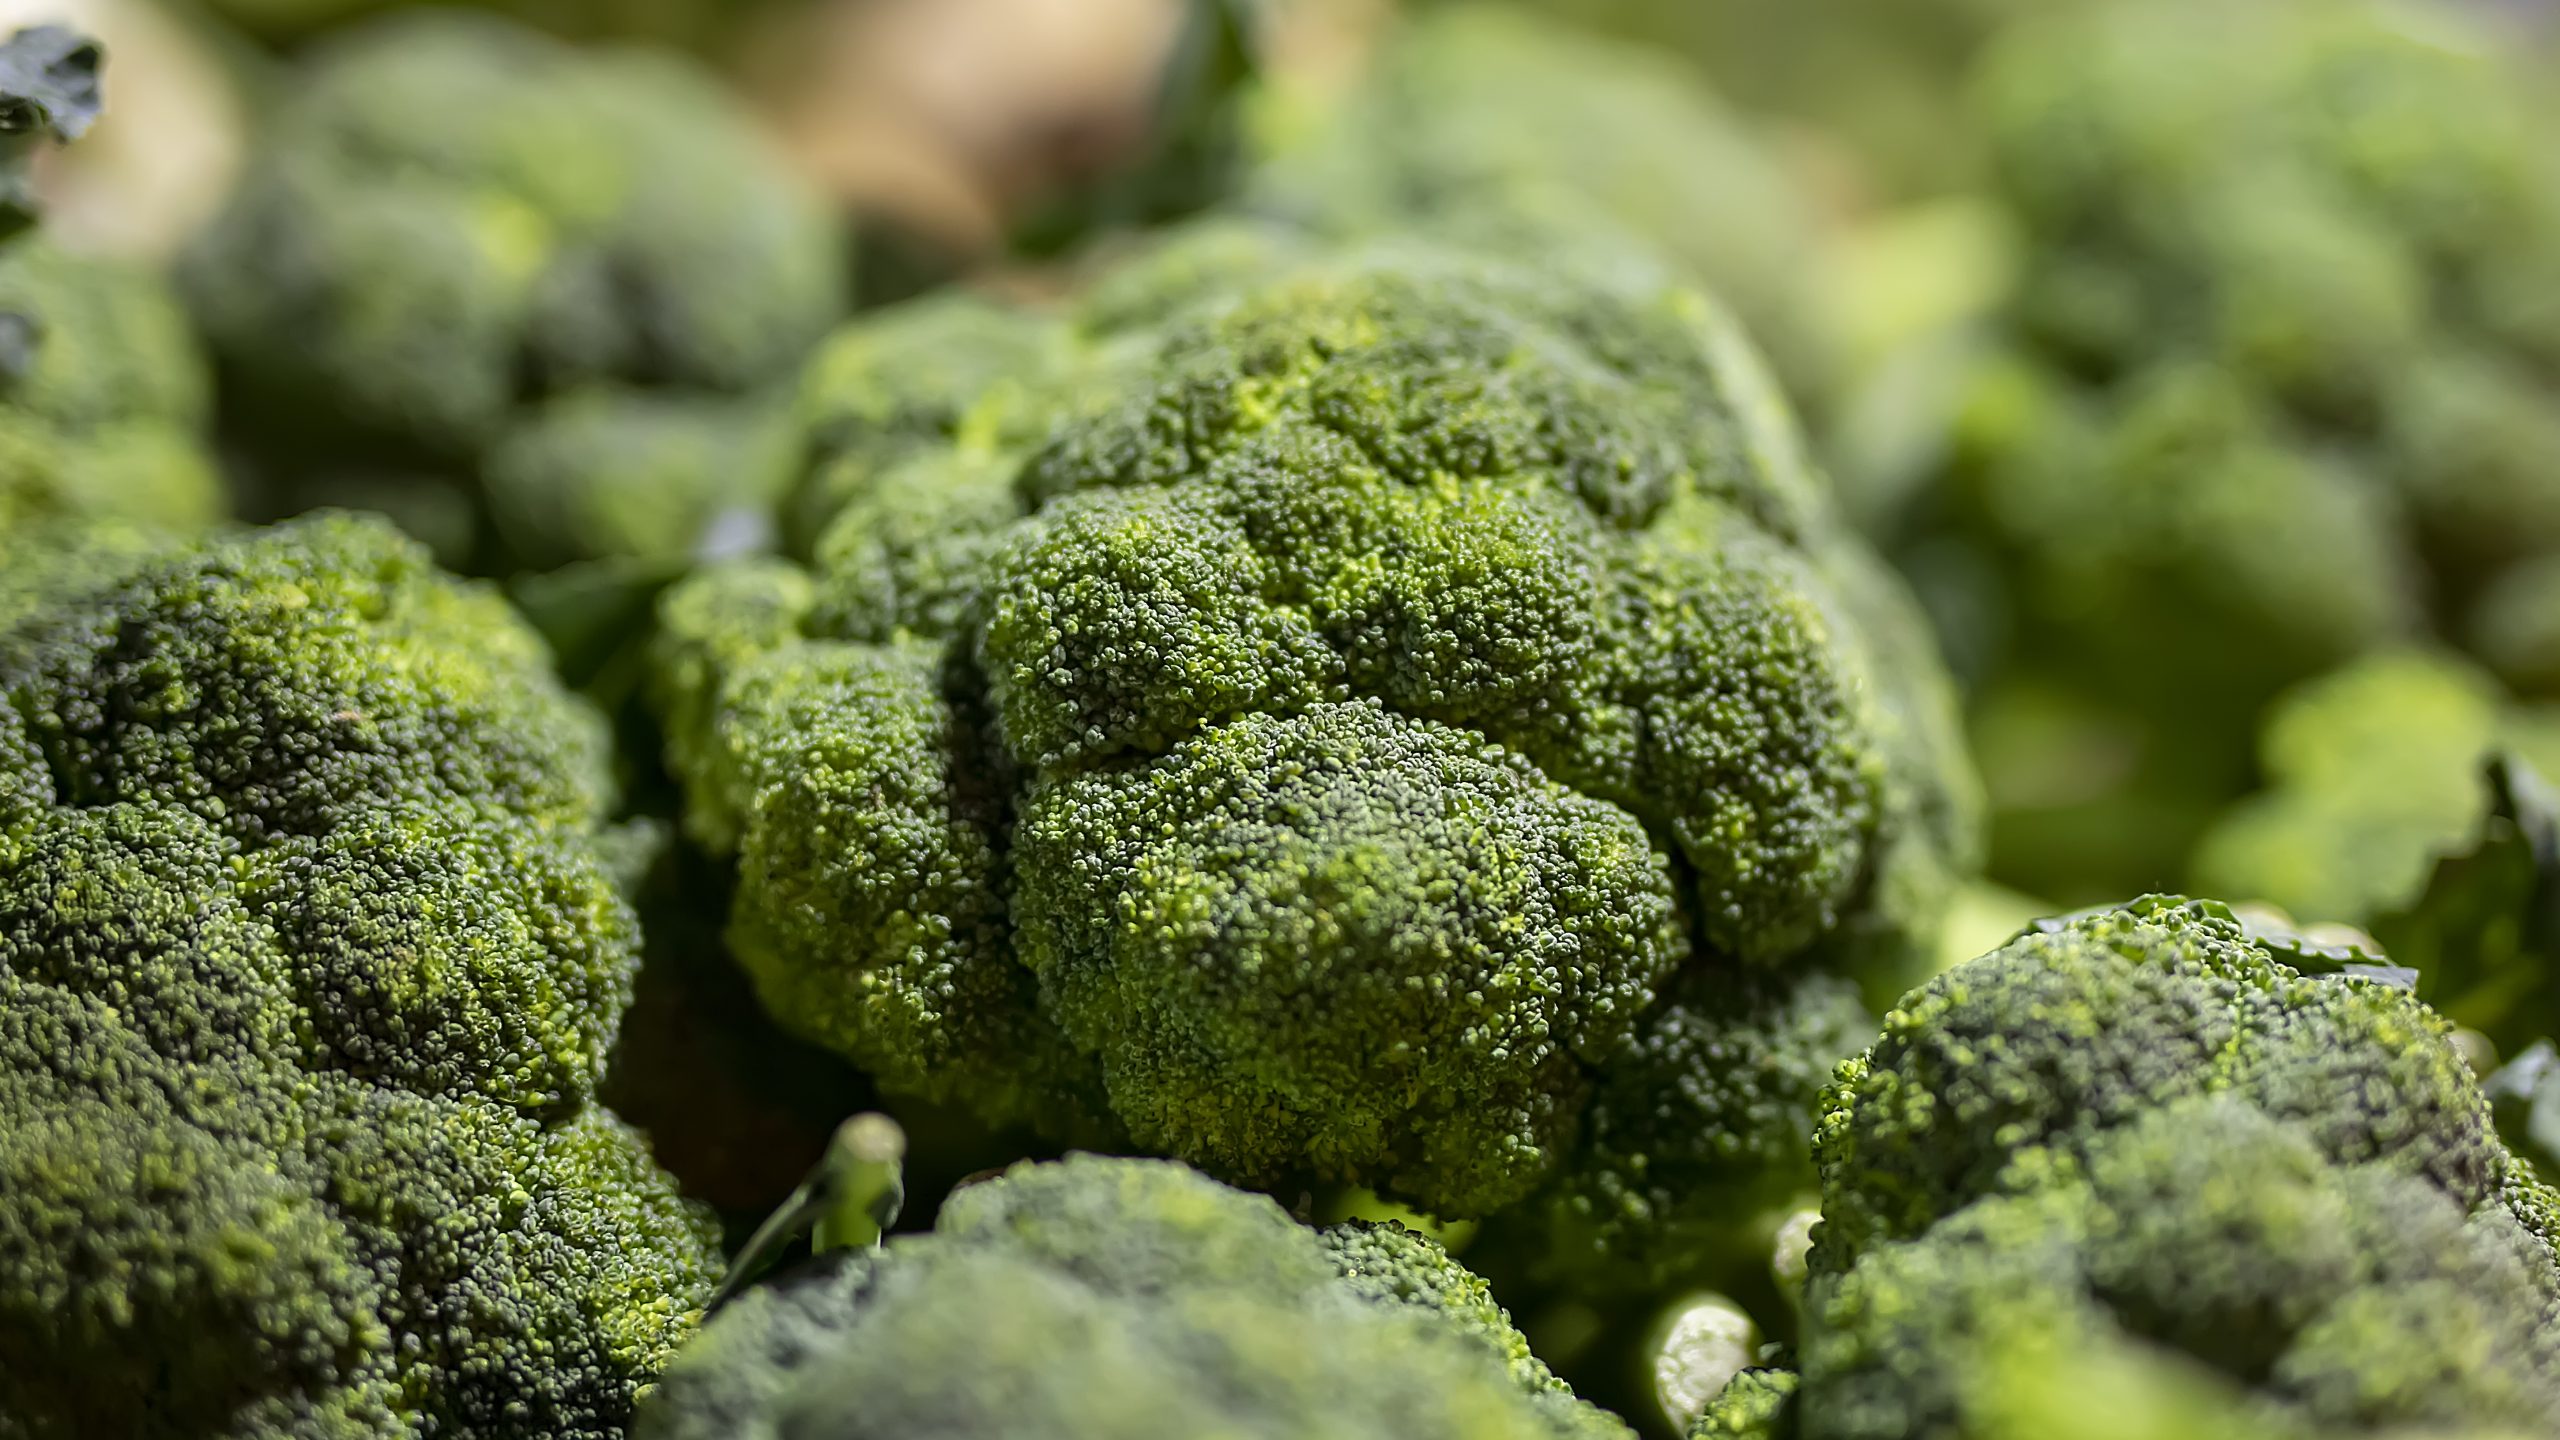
[639, 1151, 1629, 1440]
[1727, 896, 2560, 1439]
[1889, 0, 2560, 899]
[654, 240, 1977, 1225]
[0, 513, 723, 1438]
[183, 10, 842, 572]
[1247, 2, 1840, 408]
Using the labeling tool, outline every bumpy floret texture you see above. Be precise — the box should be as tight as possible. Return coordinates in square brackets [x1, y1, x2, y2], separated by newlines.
[0, 514, 723, 1439]
[0, 240, 221, 535]
[654, 245, 1977, 1219]
[1905, 0, 2560, 897]
[1246, 2, 1837, 404]
[183, 11, 840, 570]
[638, 1153, 1630, 1440]
[1742, 896, 2560, 1439]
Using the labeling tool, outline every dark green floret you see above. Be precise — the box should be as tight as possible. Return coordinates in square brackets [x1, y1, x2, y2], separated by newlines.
[1721, 895, 2560, 1439]
[0, 514, 723, 1439]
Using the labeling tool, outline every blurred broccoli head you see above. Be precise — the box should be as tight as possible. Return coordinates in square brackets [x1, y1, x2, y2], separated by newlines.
[0, 240, 221, 536]
[1751, 895, 2560, 1438]
[184, 11, 841, 570]
[654, 242, 1977, 1222]
[1249, 2, 1839, 407]
[0, 514, 723, 1438]
[640, 1152, 1628, 1440]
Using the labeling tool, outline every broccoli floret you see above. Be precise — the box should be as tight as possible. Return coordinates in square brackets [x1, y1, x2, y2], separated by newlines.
[640, 1152, 1629, 1440]
[2194, 650, 2560, 936]
[1247, 3, 1840, 406]
[1757, 896, 2560, 1438]
[1693, 1367, 1800, 1440]
[183, 11, 843, 573]
[0, 513, 723, 1438]
[480, 387, 797, 573]
[1892, 0, 2560, 900]
[653, 244, 1978, 1220]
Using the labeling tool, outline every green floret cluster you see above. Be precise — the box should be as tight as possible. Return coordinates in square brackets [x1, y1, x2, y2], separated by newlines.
[0, 513, 724, 1438]
[1246, 2, 1840, 407]
[653, 238, 1978, 1231]
[638, 1152, 1631, 1440]
[1693, 896, 2560, 1439]
[1892, 0, 2560, 899]
[184, 9, 842, 573]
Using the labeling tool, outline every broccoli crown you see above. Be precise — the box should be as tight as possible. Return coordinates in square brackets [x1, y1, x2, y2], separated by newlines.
[653, 242, 1977, 1218]
[182, 11, 842, 572]
[2194, 649, 2560, 932]
[0, 513, 723, 1438]
[0, 240, 222, 535]
[1247, 2, 1837, 406]
[1911, 0, 2560, 896]
[1761, 896, 2560, 1439]
[640, 1153, 1630, 1440]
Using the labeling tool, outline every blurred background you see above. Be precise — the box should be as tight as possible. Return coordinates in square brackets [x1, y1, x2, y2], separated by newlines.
[5, 0, 2558, 1430]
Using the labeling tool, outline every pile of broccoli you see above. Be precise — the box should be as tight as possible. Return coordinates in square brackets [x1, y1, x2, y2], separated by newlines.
[184, 10, 843, 575]
[1879, 0, 2560, 900]
[0, 515, 723, 1437]
[11, 5, 2560, 1438]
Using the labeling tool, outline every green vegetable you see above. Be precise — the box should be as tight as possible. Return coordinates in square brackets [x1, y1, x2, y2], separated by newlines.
[183, 10, 840, 574]
[653, 238, 1978, 1247]
[1701, 896, 2560, 1438]
[0, 513, 723, 1437]
[0, 26, 99, 244]
[639, 1148, 1631, 1440]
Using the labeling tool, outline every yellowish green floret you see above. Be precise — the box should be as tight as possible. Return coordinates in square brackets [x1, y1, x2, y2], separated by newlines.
[638, 1153, 1631, 1440]
[653, 240, 1977, 1229]
[0, 514, 723, 1439]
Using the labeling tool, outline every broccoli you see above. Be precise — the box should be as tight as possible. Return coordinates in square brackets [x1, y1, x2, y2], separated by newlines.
[653, 238, 1977, 1236]
[0, 513, 724, 1438]
[183, 11, 841, 574]
[0, 27, 222, 544]
[1703, 896, 2560, 1439]
[2193, 650, 2560, 949]
[640, 1142, 1630, 1440]
[1246, 2, 1840, 408]
[1882, 0, 2560, 900]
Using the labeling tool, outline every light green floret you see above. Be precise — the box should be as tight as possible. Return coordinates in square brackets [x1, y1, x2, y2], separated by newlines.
[639, 1154, 1631, 1440]
[1723, 896, 2560, 1440]
[0, 241, 221, 534]
[0, 515, 722, 1438]
[2195, 650, 2560, 932]
[653, 245, 1978, 1220]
